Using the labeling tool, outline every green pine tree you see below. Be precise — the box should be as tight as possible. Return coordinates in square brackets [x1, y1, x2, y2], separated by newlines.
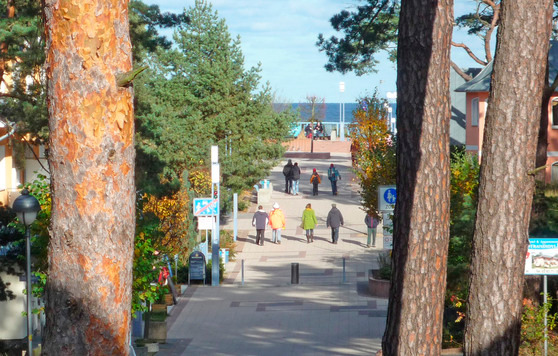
[135, 0, 296, 196]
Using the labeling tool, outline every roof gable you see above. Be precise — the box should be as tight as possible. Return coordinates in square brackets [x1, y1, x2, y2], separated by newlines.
[455, 40, 558, 93]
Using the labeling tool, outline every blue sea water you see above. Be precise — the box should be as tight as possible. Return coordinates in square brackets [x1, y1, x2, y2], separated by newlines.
[285, 102, 396, 123]
[276, 102, 397, 137]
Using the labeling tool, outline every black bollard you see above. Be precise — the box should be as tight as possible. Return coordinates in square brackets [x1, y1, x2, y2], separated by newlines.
[291, 262, 299, 284]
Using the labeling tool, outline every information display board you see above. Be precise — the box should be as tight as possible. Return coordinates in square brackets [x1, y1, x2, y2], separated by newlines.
[188, 251, 206, 284]
[525, 238, 558, 276]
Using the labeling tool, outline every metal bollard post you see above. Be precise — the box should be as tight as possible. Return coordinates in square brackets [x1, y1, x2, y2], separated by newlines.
[291, 263, 299, 284]
[342, 257, 346, 283]
[241, 259, 245, 286]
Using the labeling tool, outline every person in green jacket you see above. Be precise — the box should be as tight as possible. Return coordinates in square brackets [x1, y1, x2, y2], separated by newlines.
[301, 203, 318, 243]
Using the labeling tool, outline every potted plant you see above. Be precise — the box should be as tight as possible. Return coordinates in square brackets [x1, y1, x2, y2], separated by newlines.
[368, 252, 391, 298]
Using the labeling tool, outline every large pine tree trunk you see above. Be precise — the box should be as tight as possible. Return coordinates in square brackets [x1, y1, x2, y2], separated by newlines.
[382, 0, 453, 354]
[42, 0, 135, 354]
[464, 1, 553, 354]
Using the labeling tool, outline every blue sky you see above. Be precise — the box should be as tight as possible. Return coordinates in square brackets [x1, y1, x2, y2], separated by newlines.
[149, 0, 488, 104]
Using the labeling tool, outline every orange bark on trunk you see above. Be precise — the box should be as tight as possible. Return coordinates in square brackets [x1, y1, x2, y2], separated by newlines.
[42, 0, 135, 354]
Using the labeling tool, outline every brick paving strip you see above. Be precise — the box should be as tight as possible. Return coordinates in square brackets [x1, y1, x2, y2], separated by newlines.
[259, 251, 306, 262]
[156, 154, 389, 355]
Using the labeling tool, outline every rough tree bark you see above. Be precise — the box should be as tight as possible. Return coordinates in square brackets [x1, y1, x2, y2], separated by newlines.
[464, 0, 553, 354]
[42, 0, 135, 354]
[382, 0, 453, 354]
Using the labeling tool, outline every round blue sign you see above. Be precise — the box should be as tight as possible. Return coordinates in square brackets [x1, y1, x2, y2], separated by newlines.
[384, 188, 397, 205]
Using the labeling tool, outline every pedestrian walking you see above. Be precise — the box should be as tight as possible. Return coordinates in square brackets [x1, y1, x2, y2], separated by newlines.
[327, 163, 341, 195]
[269, 202, 286, 244]
[310, 168, 321, 196]
[252, 205, 269, 246]
[326, 203, 344, 244]
[283, 159, 294, 193]
[291, 162, 301, 195]
[364, 212, 380, 247]
[301, 203, 317, 243]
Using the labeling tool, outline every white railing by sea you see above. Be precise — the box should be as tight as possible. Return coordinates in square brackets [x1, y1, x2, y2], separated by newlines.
[291, 122, 352, 140]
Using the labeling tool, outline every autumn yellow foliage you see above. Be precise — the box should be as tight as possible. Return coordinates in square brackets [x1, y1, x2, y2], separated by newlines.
[141, 184, 193, 258]
[349, 95, 396, 217]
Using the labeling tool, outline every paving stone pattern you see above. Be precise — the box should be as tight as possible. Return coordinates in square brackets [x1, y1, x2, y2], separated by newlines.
[158, 153, 387, 355]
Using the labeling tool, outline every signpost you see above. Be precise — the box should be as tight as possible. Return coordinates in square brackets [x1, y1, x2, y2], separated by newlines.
[378, 185, 396, 211]
[378, 185, 396, 249]
[525, 238, 558, 356]
[193, 198, 219, 217]
[188, 251, 206, 285]
[382, 212, 393, 249]
[211, 146, 220, 286]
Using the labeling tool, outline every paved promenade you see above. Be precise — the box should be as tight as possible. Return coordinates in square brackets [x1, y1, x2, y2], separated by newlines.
[158, 153, 387, 355]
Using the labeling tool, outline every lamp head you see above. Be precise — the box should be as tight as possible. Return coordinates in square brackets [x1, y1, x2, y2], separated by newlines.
[12, 189, 41, 226]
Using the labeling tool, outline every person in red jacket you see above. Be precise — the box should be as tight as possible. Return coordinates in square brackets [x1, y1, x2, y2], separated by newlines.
[269, 202, 286, 244]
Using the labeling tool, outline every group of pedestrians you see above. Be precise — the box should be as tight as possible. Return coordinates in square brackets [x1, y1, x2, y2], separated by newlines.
[282, 159, 301, 195]
[252, 202, 347, 245]
[252, 203, 286, 245]
[252, 159, 381, 247]
[283, 160, 341, 196]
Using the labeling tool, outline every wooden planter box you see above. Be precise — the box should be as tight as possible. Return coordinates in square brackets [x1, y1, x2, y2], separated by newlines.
[368, 270, 390, 298]
[151, 303, 167, 313]
[164, 293, 174, 306]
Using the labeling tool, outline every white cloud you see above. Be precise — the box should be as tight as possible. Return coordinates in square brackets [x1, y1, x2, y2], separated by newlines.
[148, 0, 490, 101]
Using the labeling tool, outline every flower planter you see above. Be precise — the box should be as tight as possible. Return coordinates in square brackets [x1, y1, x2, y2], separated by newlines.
[164, 293, 174, 306]
[151, 303, 167, 313]
[368, 269, 390, 298]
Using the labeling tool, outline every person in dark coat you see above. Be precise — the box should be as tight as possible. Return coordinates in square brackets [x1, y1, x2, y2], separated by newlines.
[326, 203, 344, 244]
[283, 159, 293, 193]
[304, 124, 312, 138]
[252, 205, 269, 246]
[291, 162, 301, 195]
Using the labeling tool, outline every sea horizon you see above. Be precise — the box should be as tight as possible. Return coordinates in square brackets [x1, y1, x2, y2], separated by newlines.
[274, 102, 396, 123]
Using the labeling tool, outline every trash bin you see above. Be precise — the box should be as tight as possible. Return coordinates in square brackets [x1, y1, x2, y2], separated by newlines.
[330, 130, 337, 141]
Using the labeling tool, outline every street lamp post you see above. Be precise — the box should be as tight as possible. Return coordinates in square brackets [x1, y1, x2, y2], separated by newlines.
[339, 82, 345, 141]
[12, 189, 41, 356]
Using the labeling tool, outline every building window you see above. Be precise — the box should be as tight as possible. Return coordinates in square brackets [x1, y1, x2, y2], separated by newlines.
[471, 97, 479, 127]
[552, 99, 558, 127]
[552, 162, 558, 183]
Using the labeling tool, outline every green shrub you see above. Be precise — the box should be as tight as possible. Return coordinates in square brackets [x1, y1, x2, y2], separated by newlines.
[520, 296, 558, 355]
[377, 252, 391, 280]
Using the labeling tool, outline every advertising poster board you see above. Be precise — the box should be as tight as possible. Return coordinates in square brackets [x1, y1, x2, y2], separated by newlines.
[525, 238, 558, 275]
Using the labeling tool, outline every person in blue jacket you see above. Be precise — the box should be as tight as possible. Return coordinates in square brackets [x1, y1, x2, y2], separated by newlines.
[327, 163, 341, 195]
